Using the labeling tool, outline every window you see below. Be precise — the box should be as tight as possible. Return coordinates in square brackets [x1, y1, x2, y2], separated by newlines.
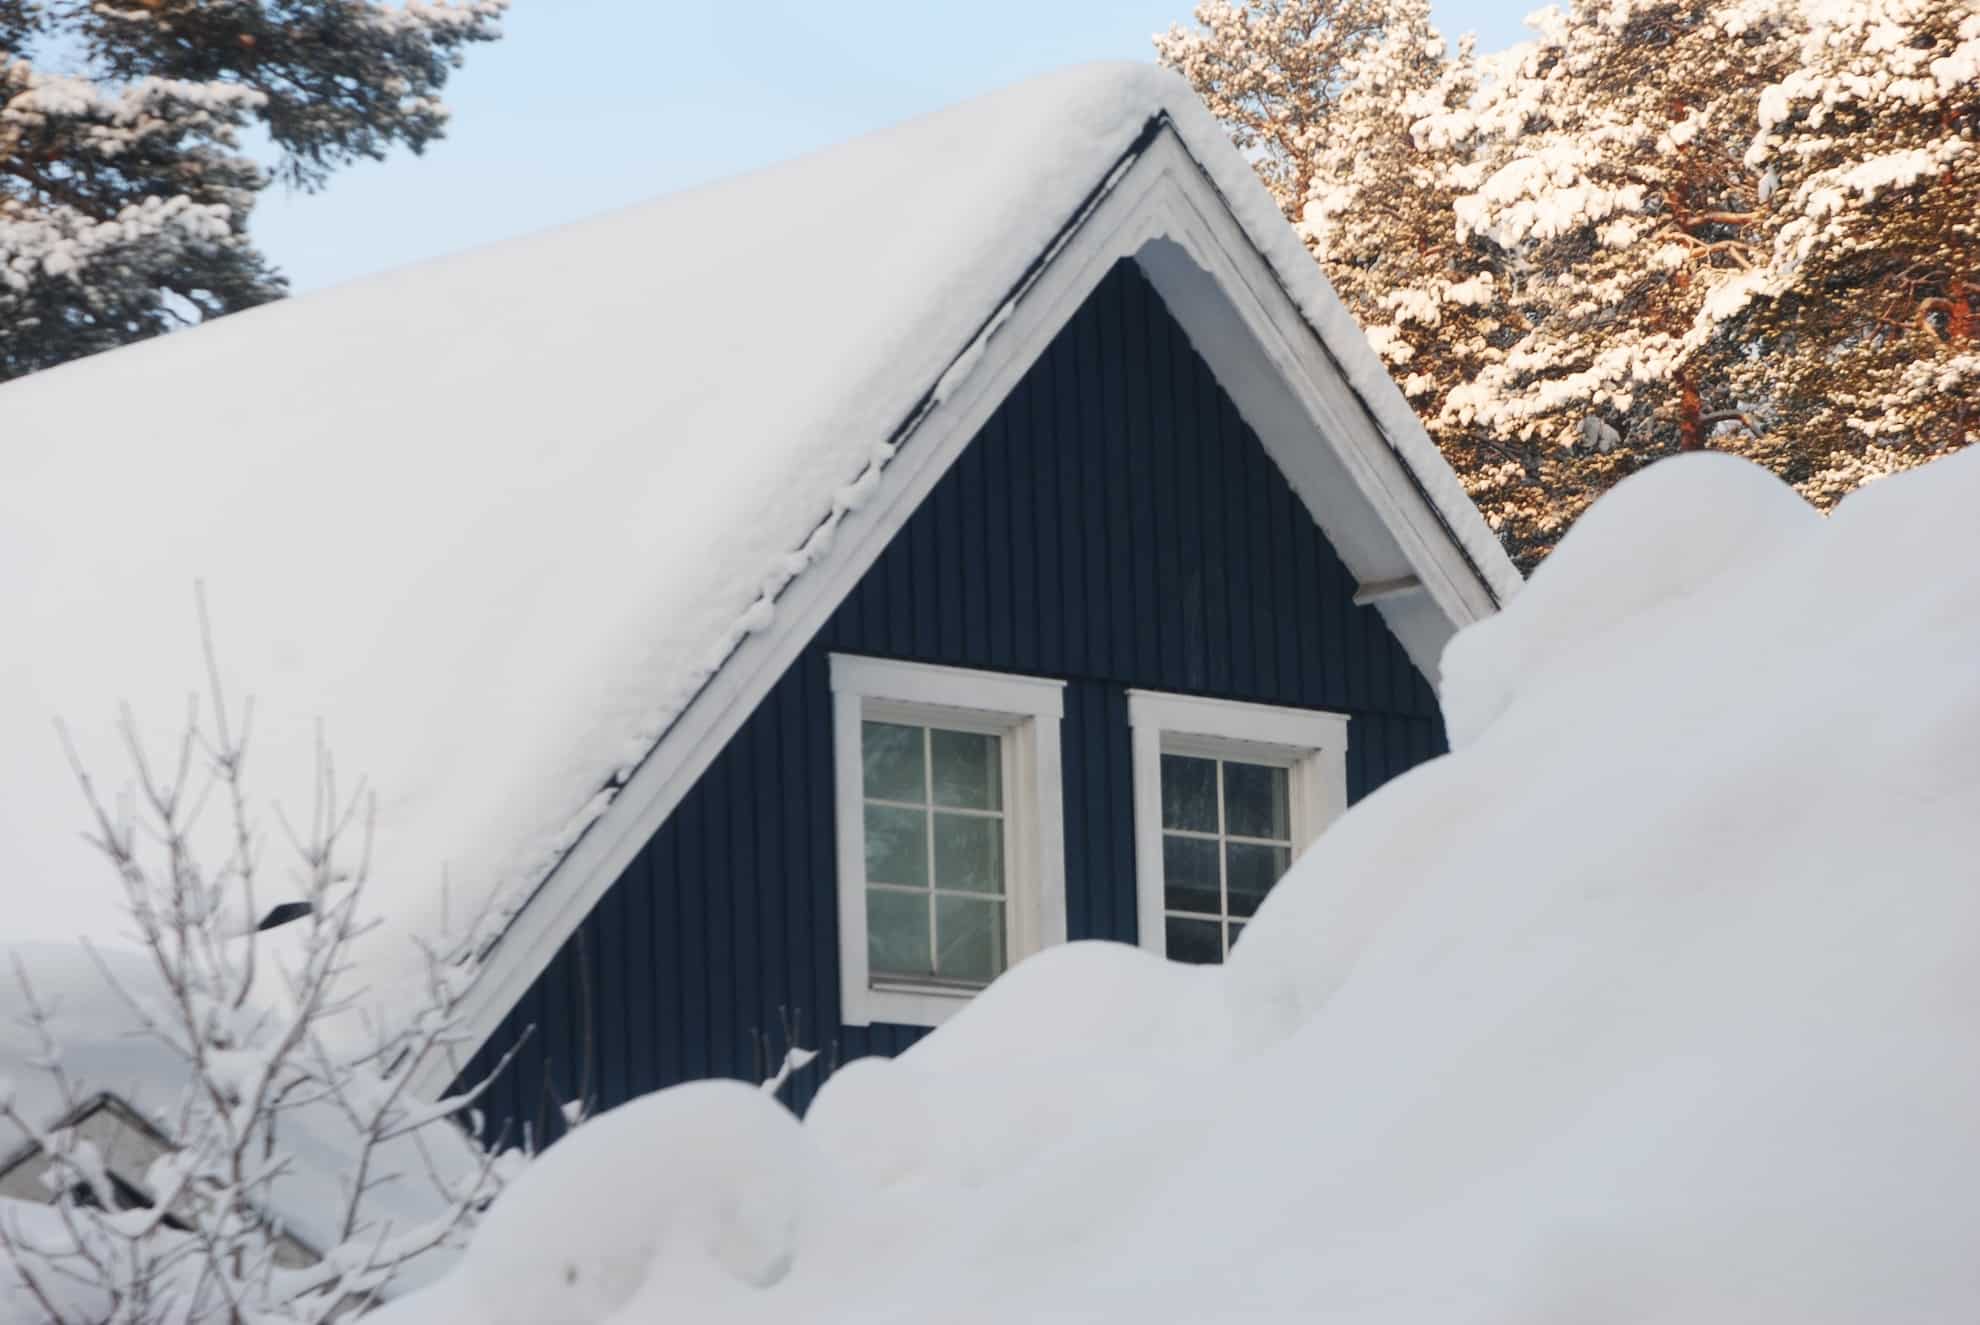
[1155, 751, 1296, 962]
[860, 720, 1007, 986]
[831, 654, 1065, 1027]
[1127, 690, 1348, 965]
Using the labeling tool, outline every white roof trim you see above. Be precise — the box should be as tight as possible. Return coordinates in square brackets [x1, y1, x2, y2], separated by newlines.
[421, 117, 1517, 1094]
[1125, 131, 1502, 666]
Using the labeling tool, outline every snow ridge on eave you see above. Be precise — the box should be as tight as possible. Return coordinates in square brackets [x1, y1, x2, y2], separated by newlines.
[467, 114, 1174, 983]
[1152, 121, 1520, 610]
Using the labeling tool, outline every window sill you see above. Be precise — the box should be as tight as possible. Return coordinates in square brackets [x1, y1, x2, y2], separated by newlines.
[846, 978, 982, 1029]
[871, 975, 990, 996]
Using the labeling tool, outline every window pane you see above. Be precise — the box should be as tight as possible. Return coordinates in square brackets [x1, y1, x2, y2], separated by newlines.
[863, 721, 925, 803]
[1223, 761, 1290, 841]
[1165, 916, 1223, 966]
[864, 804, 927, 887]
[868, 888, 932, 978]
[935, 895, 1005, 984]
[930, 729, 1001, 810]
[932, 811, 1003, 894]
[1225, 841, 1291, 918]
[1162, 833, 1221, 916]
[1228, 920, 1245, 952]
[1160, 754, 1218, 833]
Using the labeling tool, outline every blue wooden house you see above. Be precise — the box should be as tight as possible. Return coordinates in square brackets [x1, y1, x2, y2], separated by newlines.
[427, 67, 1519, 1134]
[0, 64, 1517, 1144]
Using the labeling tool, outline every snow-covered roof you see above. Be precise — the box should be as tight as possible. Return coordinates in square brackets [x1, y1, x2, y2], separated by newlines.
[0, 64, 1516, 1012]
[0, 943, 478, 1272]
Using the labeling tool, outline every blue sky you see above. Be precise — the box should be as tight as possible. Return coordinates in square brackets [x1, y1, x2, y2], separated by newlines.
[251, 0, 1534, 293]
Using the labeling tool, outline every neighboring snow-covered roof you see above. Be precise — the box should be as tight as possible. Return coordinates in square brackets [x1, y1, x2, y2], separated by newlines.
[0, 63, 1515, 1005]
[0, 943, 478, 1270]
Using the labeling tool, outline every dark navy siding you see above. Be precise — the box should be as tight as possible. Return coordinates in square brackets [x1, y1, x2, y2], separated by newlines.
[462, 260, 1445, 1138]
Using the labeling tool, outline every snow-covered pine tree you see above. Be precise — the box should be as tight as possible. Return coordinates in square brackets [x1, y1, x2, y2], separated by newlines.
[1418, 0, 1811, 554]
[1292, 0, 1564, 556]
[1154, 0, 1391, 221]
[1730, 0, 1979, 503]
[1161, 0, 1979, 566]
[1, 0, 504, 385]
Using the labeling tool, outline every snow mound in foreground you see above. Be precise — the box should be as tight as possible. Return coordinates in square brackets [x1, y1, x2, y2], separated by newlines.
[1439, 452, 1819, 749]
[387, 1083, 808, 1325]
[376, 451, 1980, 1324]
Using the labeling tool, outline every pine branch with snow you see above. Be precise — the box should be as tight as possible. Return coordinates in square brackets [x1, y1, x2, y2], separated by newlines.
[1, 0, 504, 384]
[1729, 0, 1978, 504]
[1154, 0, 1391, 219]
[1161, 0, 1978, 567]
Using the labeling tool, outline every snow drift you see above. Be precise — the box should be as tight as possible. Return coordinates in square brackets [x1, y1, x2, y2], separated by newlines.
[368, 447, 1980, 1323]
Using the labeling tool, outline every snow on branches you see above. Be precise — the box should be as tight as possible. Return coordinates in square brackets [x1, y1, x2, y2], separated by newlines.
[79, 0, 507, 189]
[1, 58, 276, 374]
[1155, 0, 1392, 218]
[0, 594, 523, 1324]
[1161, 0, 1977, 567]
[1732, 0, 1979, 499]
[1, 1, 504, 384]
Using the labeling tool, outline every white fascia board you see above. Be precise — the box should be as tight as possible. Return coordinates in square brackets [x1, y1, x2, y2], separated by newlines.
[430, 122, 1505, 1090]
[1126, 133, 1503, 642]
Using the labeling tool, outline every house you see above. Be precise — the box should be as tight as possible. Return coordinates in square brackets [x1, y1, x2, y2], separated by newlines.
[2, 1093, 186, 1222]
[0, 65, 1518, 1144]
[0, 1095, 322, 1271]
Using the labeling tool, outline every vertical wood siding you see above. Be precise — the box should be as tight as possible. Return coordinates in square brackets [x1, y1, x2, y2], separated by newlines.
[463, 260, 1445, 1140]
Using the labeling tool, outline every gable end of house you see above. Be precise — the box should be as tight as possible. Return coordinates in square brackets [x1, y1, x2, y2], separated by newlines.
[452, 251, 1467, 1134]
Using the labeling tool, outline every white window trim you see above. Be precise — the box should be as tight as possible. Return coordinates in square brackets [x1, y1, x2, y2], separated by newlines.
[831, 654, 1066, 1027]
[1126, 690, 1349, 957]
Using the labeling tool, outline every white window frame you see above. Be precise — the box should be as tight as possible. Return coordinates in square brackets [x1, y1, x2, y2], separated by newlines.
[831, 654, 1066, 1027]
[1126, 690, 1349, 958]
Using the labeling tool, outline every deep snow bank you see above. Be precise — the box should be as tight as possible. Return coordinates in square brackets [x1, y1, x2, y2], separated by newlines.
[375, 450, 1980, 1324]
